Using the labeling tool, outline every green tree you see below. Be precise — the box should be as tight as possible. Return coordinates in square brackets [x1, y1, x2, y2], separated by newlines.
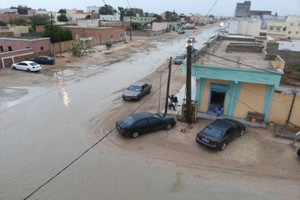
[0, 20, 7, 26]
[99, 4, 116, 15]
[57, 14, 68, 22]
[10, 5, 30, 15]
[130, 22, 143, 30]
[30, 14, 49, 25]
[124, 8, 144, 17]
[43, 24, 72, 43]
[118, 7, 125, 21]
[58, 9, 66, 14]
[70, 42, 84, 57]
[165, 11, 179, 21]
[11, 18, 27, 25]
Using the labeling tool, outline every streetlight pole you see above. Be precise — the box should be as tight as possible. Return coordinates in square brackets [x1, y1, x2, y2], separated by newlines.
[186, 40, 193, 123]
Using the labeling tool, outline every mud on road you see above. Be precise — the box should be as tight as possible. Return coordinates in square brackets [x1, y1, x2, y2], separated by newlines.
[1, 25, 299, 200]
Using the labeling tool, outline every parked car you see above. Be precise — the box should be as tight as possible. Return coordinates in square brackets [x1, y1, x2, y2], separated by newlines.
[11, 61, 42, 72]
[297, 147, 300, 157]
[116, 112, 176, 138]
[196, 118, 246, 151]
[33, 56, 55, 65]
[174, 54, 186, 65]
[122, 82, 152, 101]
[178, 30, 185, 34]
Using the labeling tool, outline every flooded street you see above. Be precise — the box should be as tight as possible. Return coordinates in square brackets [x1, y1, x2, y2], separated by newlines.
[0, 27, 290, 200]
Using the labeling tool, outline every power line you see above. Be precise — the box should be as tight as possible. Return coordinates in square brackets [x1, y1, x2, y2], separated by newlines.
[23, 58, 183, 200]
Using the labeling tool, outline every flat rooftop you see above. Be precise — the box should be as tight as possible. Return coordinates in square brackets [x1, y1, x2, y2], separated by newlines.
[196, 40, 274, 71]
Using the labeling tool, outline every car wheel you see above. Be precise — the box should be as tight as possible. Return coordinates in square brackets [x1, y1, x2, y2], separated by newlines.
[220, 142, 227, 151]
[239, 129, 245, 137]
[12, 66, 16, 70]
[26, 68, 31, 72]
[131, 131, 140, 138]
[166, 123, 172, 130]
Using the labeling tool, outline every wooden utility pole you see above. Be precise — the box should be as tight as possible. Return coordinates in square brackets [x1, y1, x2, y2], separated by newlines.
[164, 57, 172, 117]
[186, 42, 193, 124]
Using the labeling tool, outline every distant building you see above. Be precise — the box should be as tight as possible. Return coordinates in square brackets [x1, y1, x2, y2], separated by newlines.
[100, 14, 120, 21]
[250, 10, 272, 18]
[235, 1, 251, 17]
[123, 14, 156, 25]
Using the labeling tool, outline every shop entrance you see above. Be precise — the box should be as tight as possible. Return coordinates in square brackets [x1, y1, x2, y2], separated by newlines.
[208, 84, 228, 113]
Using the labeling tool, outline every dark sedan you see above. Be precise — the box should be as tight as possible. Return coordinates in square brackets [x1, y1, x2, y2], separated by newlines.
[122, 82, 152, 101]
[174, 54, 186, 65]
[116, 112, 176, 138]
[33, 56, 55, 65]
[196, 118, 246, 151]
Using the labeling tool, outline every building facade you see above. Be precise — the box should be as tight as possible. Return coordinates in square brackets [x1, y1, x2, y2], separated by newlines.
[182, 35, 300, 127]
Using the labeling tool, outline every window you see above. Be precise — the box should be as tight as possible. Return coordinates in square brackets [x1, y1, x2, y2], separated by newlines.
[277, 27, 280, 31]
[41, 47, 44, 50]
[136, 119, 148, 127]
[8, 46, 12, 51]
[0, 46, 3, 52]
[288, 31, 291, 34]
[283, 27, 287, 31]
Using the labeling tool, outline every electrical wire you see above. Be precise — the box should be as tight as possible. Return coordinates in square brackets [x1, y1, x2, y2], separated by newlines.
[23, 58, 183, 200]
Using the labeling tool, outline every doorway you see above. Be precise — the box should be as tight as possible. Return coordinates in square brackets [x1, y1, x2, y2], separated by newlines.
[208, 84, 228, 113]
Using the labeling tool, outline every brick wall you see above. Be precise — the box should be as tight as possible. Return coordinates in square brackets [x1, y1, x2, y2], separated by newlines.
[63, 26, 126, 46]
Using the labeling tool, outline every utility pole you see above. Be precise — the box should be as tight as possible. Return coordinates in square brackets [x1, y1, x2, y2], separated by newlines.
[286, 84, 297, 127]
[130, 16, 132, 41]
[164, 57, 172, 117]
[186, 40, 193, 124]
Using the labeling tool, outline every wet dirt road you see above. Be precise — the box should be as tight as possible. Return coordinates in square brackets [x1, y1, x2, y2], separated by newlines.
[0, 27, 296, 200]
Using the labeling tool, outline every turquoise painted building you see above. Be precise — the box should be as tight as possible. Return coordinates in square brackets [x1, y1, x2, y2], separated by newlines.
[183, 37, 284, 122]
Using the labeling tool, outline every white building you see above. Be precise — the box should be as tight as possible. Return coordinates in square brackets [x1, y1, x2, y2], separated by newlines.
[100, 14, 120, 21]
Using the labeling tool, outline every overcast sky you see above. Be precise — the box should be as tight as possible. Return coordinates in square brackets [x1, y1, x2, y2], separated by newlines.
[1, 0, 299, 16]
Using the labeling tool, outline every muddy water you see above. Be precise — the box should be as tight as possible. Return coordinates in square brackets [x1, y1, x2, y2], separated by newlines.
[0, 27, 277, 199]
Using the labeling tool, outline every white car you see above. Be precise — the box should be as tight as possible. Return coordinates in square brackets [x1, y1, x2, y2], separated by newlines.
[11, 61, 42, 72]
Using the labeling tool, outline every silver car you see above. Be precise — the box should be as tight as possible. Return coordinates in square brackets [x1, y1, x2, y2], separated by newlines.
[11, 61, 42, 72]
[122, 82, 152, 101]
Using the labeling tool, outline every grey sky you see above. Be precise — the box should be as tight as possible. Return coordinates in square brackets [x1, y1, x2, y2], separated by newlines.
[1, 0, 299, 16]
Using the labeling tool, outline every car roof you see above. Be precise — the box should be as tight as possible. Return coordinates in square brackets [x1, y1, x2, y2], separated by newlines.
[210, 119, 235, 130]
[130, 112, 153, 120]
[20, 61, 38, 64]
[37, 55, 52, 58]
[131, 82, 146, 87]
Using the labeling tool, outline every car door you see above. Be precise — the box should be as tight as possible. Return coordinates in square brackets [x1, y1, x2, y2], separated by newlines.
[19, 62, 26, 70]
[141, 84, 147, 96]
[231, 125, 241, 138]
[223, 128, 233, 143]
[134, 118, 151, 133]
[148, 117, 164, 132]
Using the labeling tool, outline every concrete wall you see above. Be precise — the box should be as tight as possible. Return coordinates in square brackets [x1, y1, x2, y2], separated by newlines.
[226, 43, 263, 52]
[270, 92, 300, 127]
[238, 20, 262, 36]
[235, 83, 266, 118]
[64, 26, 126, 45]
[0, 38, 51, 52]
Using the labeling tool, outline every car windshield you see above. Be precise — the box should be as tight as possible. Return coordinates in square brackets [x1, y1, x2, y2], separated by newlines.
[176, 55, 185, 59]
[122, 115, 136, 126]
[153, 113, 163, 120]
[30, 62, 39, 66]
[128, 85, 142, 92]
[203, 126, 223, 138]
